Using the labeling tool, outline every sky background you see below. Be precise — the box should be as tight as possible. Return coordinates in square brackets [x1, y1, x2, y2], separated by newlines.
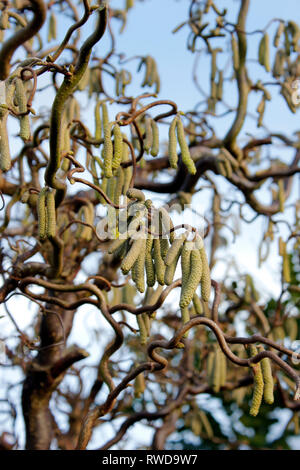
[0, 0, 299, 449]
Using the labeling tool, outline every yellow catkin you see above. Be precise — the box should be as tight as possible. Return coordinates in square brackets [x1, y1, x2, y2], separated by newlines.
[274, 21, 285, 47]
[137, 314, 147, 345]
[181, 241, 192, 291]
[14, 77, 30, 141]
[249, 345, 264, 417]
[219, 349, 227, 387]
[144, 116, 153, 153]
[126, 188, 145, 202]
[217, 70, 223, 101]
[192, 293, 203, 315]
[180, 249, 202, 308]
[46, 190, 56, 238]
[200, 247, 211, 302]
[94, 100, 102, 142]
[259, 33, 270, 72]
[273, 49, 285, 78]
[132, 237, 146, 293]
[0, 109, 11, 171]
[145, 235, 156, 287]
[103, 122, 114, 178]
[176, 117, 196, 175]
[260, 355, 274, 405]
[150, 119, 159, 157]
[283, 252, 291, 283]
[198, 410, 214, 439]
[134, 371, 145, 398]
[168, 116, 178, 169]
[164, 234, 186, 266]
[153, 238, 165, 285]
[112, 124, 123, 170]
[37, 188, 47, 240]
[180, 306, 190, 338]
[164, 247, 181, 285]
[121, 236, 144, 274]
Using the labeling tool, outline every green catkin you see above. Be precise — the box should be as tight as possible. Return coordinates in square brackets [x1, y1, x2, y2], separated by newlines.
[180, 306, 190, 338]
[121, 236, 144, 274]
[108, 236, 128, 254]
[192, 293, 203, 315]
[145, 235, 156, 287]
[46, 190, 56, 238]
[260, 354, 274, 405]
[200, 247, 211, 301]
[181, 241, 192, 290]
[259, 33, 270, 72]
[198, 410, 214, 439]
[159, 206, 175, 243]
[0, 108, 11, 171]
[274, 21, 285, 47]
[137, 314, 147, 345]
[180, 249, 202, 308]
[114, 166, 124, 205]
[37, 188, 47, 240]
[176, 118, 196, 175]
[48, 12, 57, 41]
[168, 116, 178, 169]
[160, 237, 169, 261]
[249, 345, 264, 417]
[144, 117, 153, 153]
[142, 56, 153, 87]
[101, 102, 109, 135]
[134, 372, 145, 398]
[207, 351, 215, 381]
[164, 246, 181, 285]
[231, 36, 240, 71]
[81, 203, 94, 241]
[273, 49, 285, 78]
[94, 100, 102, 142]
[100, 176, 108, 205]
[283, 252, 291, 283]
[220, 350, 227, 387]
[103, 122, 114, 178]
[164, 234, 186, 266]
[132, 238, 146, 293]
[126, 188, 145, 202]
[150, 119, 159, 157]
[153, 238, 165, 285]
[217, 70, 223, 101]
[278, 179, 285, 212]
[112, 124, 123, 170]
[14, 77, 30, 141]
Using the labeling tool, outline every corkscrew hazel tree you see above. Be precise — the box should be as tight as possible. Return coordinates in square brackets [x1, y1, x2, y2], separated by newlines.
[0, 0, 299, 451]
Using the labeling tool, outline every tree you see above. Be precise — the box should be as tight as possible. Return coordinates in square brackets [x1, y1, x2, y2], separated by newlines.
[0, 0, 299, 451]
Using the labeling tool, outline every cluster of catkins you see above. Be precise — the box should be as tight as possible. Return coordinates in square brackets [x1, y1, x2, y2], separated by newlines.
[0, 70, 31, 172]
[107, 187, 211, 342]
[248, 345, 274, 417]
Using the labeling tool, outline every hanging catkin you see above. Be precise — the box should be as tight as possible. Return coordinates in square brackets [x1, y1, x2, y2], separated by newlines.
[132, 237, 146, 293]
[46, 190, 56, 238]
[112, 124, 123, 170]
[164, 233, 186, 266]
[137, 314, 147, 345]
[121, 235, 144, 274]
[14, 77, 30, 141]
[143, 116, 153, 153]
[176, 117, 196, 174]
[259, 351, 274, 405]
[249, 345, 264, 417]
[150, 119, 159, 157]
[37, 188, 47, 240]
[145, 234, 156, 287]
[168, 116, 178, 169]
[153, 238, 165, 285]
[200, 247, 211, 301]
[103, 122, 114, 178]
[180, 248, 202, 308]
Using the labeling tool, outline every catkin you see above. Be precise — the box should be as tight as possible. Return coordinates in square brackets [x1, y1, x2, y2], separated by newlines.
[274, 21, 285, 47]
[132, 237, 146, 293]
[231, 36, 240, 71]
[112, 124, 123, 170]
[180, 306, 190, 338]
[168, 116, 178, 169]
[261, 355, 274, 405]
[164, 246, 181, 285]
[0, 110, 11, 171]
[37, 188, 47, 240]
[121, 236, 144, 274]
[259, 33, 270, 72]
[180, 248, 202, 308]
[200, 247, 211, 301]
[164, 233, 186, 266]
[137, 314, 147, 345]
[144, 117, 152, 153]
[192, 292, 203, 315]
[249, 345, 264, 417]
[145, 235, 156, 287]
[176, 117, 196, 175]
[14, 77, 30, 141]
[103, 122, 114, 178]
[150, 119, 159, 157]
[181, 241, 192, 291]
[126, 188, 145, 202]
[46, 190, 56, 238]
[212, 346, 221, 393]
[278, 179, 285, 212]
[94, 100, 102, 142]
[150, 238, 163, 285]
[134, 371, 145, 398]
[114, 166, 124, 205]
